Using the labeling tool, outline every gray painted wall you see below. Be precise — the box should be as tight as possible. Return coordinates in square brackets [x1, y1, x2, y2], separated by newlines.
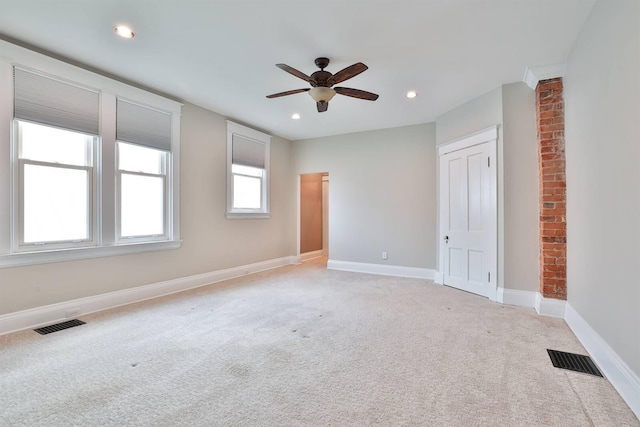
[436, 87, 503, 145]
[502, 82, 539, 292]
[434, 84, 539, 292]
[564, 0, 640, 376]
[0, 103, 294, 315]
[293, 124, 437, 269]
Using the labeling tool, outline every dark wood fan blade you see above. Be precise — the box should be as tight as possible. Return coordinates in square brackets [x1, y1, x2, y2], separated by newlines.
[329, 62, 368, 85]
[266, 88, 310, 99]
[317, 101, 328, 112]
[276, 64, 311, 82]
[334, 87, 379, 101]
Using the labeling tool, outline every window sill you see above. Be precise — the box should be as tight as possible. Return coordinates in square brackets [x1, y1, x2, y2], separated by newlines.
[225, 212, 271, 220]
[0, 240, 182, 269]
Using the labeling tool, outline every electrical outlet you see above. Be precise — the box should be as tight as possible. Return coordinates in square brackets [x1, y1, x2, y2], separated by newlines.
[382, 251, 388, 260]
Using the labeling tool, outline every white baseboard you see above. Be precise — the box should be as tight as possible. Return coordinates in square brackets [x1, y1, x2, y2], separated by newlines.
[565, 303, 640, 420]
[327, 259, 436, 280]
[535, 292, 566, 317]
[433, 271, 444, 285]
[499, 290, 639, 418]
[300, 250, 324, 262]
[0, 255, 298, 336]
[497, 288, 537, 308]
[487, 287, 639, 418]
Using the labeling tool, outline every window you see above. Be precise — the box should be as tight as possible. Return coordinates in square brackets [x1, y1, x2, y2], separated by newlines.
[116, 99, 172, 242]
[232, 164, 263, 209]
[17, 121, 96, 248]
[226, 121, 271, 218]
[12, 67, 100, 252]
[117, 142, 167, 240]
[0, 42, 181, 268]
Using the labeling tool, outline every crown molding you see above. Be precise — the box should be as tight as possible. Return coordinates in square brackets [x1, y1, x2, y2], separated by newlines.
[523, 63, 566, 90]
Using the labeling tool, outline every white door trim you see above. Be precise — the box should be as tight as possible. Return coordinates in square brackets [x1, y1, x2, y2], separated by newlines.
[438, 125, 498, 300]
[321, 175, 329, 257]
[297, 172, 329, 261]
[437, 126, 498, 156]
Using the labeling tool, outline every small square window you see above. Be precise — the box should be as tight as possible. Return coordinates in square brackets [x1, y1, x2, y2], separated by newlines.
[23, 164, 90, 243]
[232, 165, 263, 209]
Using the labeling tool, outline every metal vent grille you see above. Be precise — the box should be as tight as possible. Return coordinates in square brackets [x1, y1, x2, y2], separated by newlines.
[547, 349, 603, 377]
[34, 319, 86, 335]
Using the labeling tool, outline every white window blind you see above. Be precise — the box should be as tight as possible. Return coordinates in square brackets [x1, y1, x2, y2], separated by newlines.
[232, 134, 265, 168]
[116, 99, 172, 151]
[14, 67, 100, 135]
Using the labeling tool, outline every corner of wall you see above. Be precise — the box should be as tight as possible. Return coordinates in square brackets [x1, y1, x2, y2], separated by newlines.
[535, 292, 566, 318]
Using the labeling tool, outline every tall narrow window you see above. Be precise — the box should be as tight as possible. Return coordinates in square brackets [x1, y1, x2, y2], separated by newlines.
[116, 99, 172, 241]
[117, 142, 167, 239]
[226, 121, 271, 218]
[13, 68, 99, 250]
[17, 122, 95, 245]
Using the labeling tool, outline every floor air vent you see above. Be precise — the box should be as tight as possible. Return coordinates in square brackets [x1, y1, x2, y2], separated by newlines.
[547, 349, 603, 377]
[34, 319, 86, 335]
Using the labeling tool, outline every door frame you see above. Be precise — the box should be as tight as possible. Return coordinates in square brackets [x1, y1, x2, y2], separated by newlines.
[321, 175, 329, 256]
[297, 172, 329, 262]
[437, 126, 498, 301]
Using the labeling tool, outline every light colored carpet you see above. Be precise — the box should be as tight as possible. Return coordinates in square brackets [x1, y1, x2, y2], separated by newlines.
[0, 257, 637, 426]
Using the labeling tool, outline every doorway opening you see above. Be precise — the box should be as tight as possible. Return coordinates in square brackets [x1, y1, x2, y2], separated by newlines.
[299, 173, 328, 263]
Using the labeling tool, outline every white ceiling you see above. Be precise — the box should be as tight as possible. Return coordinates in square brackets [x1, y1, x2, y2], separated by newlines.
[0, 0, 595, 141]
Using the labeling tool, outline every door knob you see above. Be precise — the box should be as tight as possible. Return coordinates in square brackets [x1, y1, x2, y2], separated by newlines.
[444, 235, 449, 243]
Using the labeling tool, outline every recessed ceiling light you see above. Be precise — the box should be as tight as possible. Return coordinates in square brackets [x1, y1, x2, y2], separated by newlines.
[114, 25, 135, 39]
[291, 113, 301, 120]
[406, 91, 417, 99]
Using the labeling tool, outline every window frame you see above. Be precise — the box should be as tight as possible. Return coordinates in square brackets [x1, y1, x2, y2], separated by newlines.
[226, 120, 271, 219]
[115, 141, 170, 243]
[15, 120, 98, 251]
[0, 40, 182, 269]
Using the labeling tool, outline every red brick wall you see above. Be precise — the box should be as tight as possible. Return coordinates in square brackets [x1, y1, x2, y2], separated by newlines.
[536, 78, 566, 300]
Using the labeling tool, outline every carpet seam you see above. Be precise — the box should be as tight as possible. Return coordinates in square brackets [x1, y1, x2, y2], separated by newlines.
[565, 371, 596, 427]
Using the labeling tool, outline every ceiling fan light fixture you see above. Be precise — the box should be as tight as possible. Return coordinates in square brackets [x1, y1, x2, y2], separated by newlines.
[309, 87, 336, 103]
[266, 59, 378, 112]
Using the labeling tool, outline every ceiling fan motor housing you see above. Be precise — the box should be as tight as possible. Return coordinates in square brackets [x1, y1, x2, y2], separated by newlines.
[310, 70, 332, 87]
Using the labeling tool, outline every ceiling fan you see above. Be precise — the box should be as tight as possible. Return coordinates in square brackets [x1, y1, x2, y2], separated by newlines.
[266, 57, 379, 112]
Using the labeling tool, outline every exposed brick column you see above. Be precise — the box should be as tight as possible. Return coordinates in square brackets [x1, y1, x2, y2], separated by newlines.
[536, 78, 566, 300]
